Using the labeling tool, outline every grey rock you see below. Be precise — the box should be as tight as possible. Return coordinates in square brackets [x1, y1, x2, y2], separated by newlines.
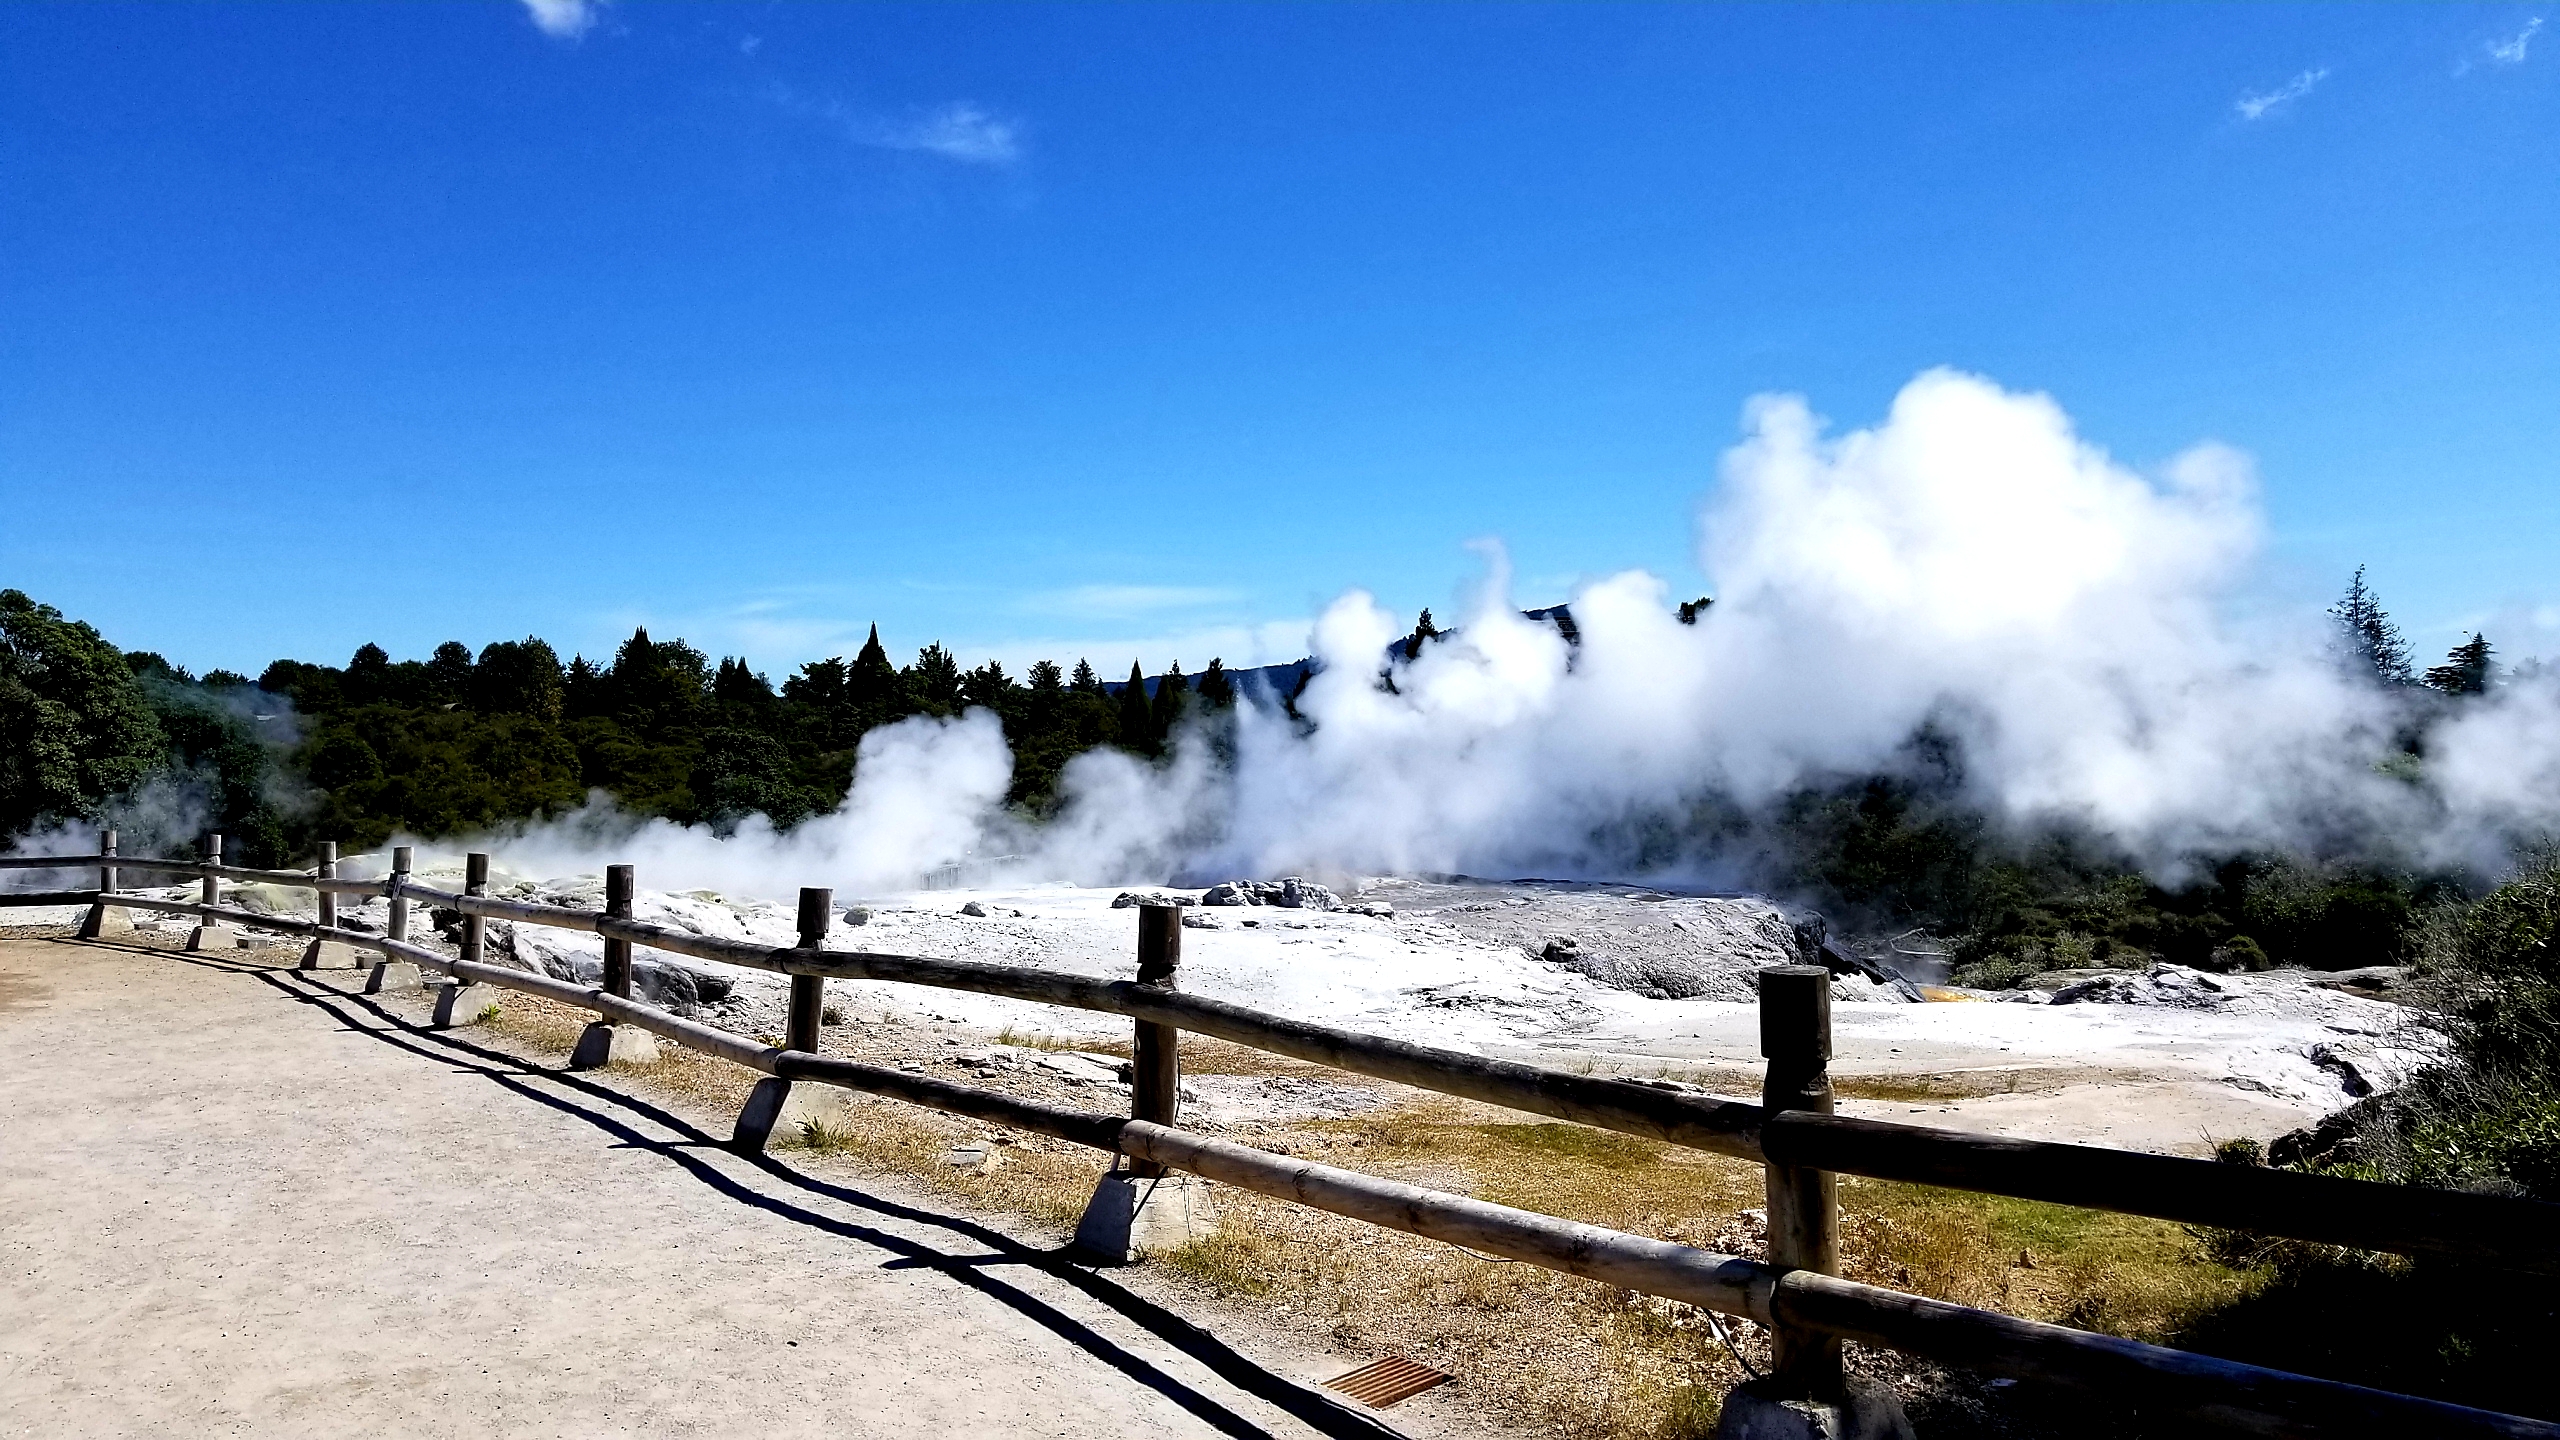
[519, 949, 731, 1007]
[843, 906, 871, 926]
[1109, 890, 1195, 909]
[1276, 877, 1338, 910]
[2049, 964, 2231, 1010]
[960, 901, 988, 917]
[2268, 1093, 2392, 1169]
[2313, 964, 2409, 995]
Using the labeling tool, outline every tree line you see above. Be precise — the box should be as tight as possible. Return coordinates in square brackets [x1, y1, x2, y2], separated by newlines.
[1, 587, 1241, 861]
[0, 570, 2529, 980]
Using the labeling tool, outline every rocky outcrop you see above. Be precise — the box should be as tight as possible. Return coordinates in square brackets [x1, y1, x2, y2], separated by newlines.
[2049, 964, 2234, 1009]
[1200, 877, 1339, 910]
[484, 920, 733, 1009]
[2267, 1093, 2394, 1169]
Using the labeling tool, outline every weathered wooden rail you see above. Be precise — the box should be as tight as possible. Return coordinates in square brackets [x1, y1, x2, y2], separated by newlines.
[7, 836, 2555, 1438]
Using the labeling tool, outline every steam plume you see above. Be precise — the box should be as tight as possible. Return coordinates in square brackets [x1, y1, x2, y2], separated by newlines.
[452, 370, 2560, 895]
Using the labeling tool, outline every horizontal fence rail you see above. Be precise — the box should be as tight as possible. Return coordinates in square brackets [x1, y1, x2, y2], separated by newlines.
[14, 843, 2559, 1438]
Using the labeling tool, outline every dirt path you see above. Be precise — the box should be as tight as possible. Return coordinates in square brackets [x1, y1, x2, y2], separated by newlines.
[0, 937, 1413, 1440]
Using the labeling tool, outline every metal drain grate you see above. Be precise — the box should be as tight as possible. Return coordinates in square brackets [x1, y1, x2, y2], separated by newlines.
[1324, 1355, 1455, 1409]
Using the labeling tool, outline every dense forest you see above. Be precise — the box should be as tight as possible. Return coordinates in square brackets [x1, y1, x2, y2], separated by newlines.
[2, 589, 1243, 865]
[0, 576, 2520, 988]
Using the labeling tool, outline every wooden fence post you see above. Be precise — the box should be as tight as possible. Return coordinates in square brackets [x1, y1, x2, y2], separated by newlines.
[461, 852, 488, 963]
[186, 833, 237, 951]
[572, 862, 659, 1066]
[387, 845, 412, 943]
[602, 863, 634, 998]
[1730, 962, 1913, 1433]
[788, 887, 831, 1053]
[1128, 904, 1184, 1178]
[309, 840, 363, 971]
[1760, 963, 1843, 1396]
[730, 886, 830, 1151]
[79, 828, 130, 939]
[418, 848, 484, 1028]
[1070, 901, 1215, 1262]
[316, 841, 338, 931]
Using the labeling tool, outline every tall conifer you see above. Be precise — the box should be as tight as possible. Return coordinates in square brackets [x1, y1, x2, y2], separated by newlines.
[2426, 634, 2495, 696]
[1197, 657, 1235, 708]
[1116, 660, 1155, 750]
[1150, 661, 1189, 739]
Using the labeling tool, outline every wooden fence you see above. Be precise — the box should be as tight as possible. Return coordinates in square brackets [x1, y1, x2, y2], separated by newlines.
[5, 836, 2556, 1439]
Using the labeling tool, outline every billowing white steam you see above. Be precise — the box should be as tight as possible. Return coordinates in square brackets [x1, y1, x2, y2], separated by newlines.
[459, 369, 2558, 894]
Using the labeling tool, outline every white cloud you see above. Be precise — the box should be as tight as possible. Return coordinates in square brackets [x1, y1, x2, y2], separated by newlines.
[2236, 67, 2329, 120]
[767, 86, 1027, 169]
[520, 0, 602, 41]
[2489, 16, 2544, 65]
[872, 103, 1021, 166]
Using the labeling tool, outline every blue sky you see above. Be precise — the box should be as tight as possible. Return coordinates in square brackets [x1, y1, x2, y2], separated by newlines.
[4, 2, 2555, 681]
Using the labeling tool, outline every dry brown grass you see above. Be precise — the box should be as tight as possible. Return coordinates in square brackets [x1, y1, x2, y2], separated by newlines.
[473, 990, 2258, 1440]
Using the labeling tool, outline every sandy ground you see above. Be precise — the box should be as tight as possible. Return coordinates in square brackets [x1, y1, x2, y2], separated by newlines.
[0, 936, 1444, 1440]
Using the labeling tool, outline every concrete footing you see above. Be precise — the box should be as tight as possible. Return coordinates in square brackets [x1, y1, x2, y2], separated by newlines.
[1071, 1170, 1220, 1264]
[301, 939, 363, 971]
[186, 924, 240, 952]
[569, 1022, 661, 1070]
[78, 904, 132, 940]
[731, 1078, 864, 1153]
[1712, 1379, 1914, 1440]
[430, 982, 497, 1029]
[364, 960, 422, 994]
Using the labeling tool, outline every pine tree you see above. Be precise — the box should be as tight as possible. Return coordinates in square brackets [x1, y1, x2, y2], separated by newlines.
[1027, 660, 1063, 696]
[849, 625, 899, 708]
[2329, 567, 2413, 687]
[960, 659, 1015, 711]
[1116, 660, 1155, 751]
[2425, 634, 2495, 696]
[782, 656, 847, 708]
[712, 657, 774, 707]
[1071, 658, 1100, 694]
[1403, 609, 1440, 661]
[908, 643, 962, 712]
[1197, 657, 1235, 709]
[1150, 661, 1189, 739]
[564, 655, 604, 718]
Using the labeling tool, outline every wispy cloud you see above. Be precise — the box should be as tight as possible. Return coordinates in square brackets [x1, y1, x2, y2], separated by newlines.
[868, 103, 1022, 167]
[767, 86, 1026, 169]
[2235, 67, 2328, 121]
[520, 0, 603, 41]
[1027, 585, 1245, 620]
[2489, 16, 2544, 65]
